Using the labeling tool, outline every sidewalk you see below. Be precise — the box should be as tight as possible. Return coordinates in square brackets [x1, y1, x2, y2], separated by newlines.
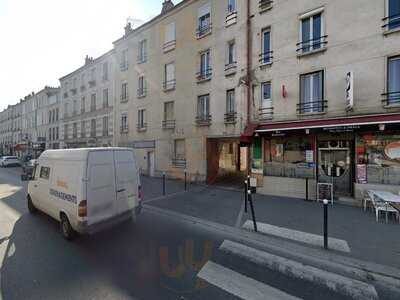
[143, 177, 400, 268]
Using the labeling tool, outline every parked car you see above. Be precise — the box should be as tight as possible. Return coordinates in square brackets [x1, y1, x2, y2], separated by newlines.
[22, 159, 37, 176]
[1, 156, 21, 167]
[22, 148, 142, 240]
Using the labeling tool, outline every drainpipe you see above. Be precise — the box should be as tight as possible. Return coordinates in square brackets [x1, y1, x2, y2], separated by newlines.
[246, 0, 251, 124]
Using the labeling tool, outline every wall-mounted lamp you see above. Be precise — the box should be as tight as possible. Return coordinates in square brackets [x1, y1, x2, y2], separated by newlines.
[305, 129, 310, 134]
[379, 124, 385, 131]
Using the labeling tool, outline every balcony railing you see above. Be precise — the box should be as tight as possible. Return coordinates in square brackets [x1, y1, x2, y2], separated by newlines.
[172, 158, 186, 168]
[224, 112, 237, 123]
[225, 62, 237, 76]
[137, 123, 147, 131]
[162, 119, 176, 129]
[163, 80, 176, 91]
[259, 107, 274, 120]
[196, 114, 212, 126]
[296, 35, 328, 54]
[120, 62, 129, 71]
[196, 68, 212, 82]
[88, 80, 96, 88]
[297, 100, 327, 114]
[137, 54, 147, 64]
[120, 94, 129, 103]
[259, 0, 273, 12]
[382, 13, 400, 31]
[382, 91, 400, 106]
[225, 11, 237, 26]
[120, 125, 129, 133]
[196, 23, 212, 38]
[259, 51, 274, 65]
[163, 40, 176, 51]
[137, 88, 147, 98]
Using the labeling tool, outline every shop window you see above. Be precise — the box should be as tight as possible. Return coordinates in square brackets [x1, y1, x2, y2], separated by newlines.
[263, 137, 314, 179]
[356, 134, 400, 185]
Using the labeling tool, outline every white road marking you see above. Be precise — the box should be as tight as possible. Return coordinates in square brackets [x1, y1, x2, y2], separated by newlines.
[242, 220, 350, 253]
[198, 261, 302, 300]
[220, 240, 378, 300]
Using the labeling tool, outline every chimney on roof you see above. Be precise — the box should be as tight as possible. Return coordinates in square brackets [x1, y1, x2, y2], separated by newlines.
[124, 21, 133, 36]
[85, 55, 94, 65]
[161, 0, 174, 14]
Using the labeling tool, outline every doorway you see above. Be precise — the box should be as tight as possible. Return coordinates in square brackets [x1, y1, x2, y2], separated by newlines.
[147, 151, 155, 177]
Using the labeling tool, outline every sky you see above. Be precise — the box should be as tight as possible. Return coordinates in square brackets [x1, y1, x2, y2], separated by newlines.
[0, 0, 182, 111]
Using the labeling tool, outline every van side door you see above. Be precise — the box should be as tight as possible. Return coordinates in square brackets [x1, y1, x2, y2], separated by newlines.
[35, 165, 53, 217]
[114, 150, 138, 215]
[87, 151, 117, 225]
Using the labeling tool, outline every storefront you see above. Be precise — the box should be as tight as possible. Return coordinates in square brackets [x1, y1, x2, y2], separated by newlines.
[252, 114, 400, 204]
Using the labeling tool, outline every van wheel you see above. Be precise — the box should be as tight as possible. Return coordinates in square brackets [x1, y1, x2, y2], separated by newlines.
[60, 214, 75, 240]
[27, 196, 37, 214]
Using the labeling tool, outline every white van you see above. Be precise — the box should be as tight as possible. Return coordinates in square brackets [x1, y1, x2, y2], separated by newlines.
[23, 148, 142, 239]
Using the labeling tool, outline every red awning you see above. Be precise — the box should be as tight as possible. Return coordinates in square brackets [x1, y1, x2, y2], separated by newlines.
[256, 114, 400, 132]
[14, 143, 27, 151]
[240, 123, 258, 143]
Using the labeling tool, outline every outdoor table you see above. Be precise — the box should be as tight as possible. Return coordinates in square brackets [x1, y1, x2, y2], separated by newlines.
[369, 190, 400, 223]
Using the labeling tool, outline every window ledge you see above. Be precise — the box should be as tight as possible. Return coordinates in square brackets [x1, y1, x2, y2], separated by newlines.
[383, 27, 400, 36]
[196, 31, 212, 40]
[196, 77, 212, 84]
[163, 86, 176, 92]
[383, 103, 400, 109]
[163, 43, 176, 53]
[260, 61, 273, 69]
[224, 120, 237, 125]
[296, 111, 326, 117]
[297, 47, 327, 58]
[137, 94, 147, 99]
[259, 5, 273, 14]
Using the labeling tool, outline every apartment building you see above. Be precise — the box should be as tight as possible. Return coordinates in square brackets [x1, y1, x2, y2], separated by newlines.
[247, 0, 400, 202]
[113, 0, 249, 181]
[59, 52, 114, 149]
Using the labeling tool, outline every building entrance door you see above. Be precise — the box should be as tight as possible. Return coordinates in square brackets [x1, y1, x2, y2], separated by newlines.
[318, 140, 352, 197]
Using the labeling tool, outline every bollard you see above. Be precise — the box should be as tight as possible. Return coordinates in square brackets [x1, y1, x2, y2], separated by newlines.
[244, 180, 248, 213]
[184, 170, 187, 191]
[305, 178, 309, 201]
[323, 199, 328, 249]
[162, 172, 166, 196]
[248, 190, 257, 232]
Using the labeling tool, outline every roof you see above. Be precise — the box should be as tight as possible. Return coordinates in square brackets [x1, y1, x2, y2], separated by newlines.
[40, 147, 132, 161]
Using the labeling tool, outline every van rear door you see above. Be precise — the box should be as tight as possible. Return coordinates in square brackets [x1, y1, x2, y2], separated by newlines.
[87, 150, 117, 225]
[114, 150, 138, 215]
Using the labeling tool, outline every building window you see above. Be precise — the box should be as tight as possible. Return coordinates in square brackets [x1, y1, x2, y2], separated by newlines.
[102, 116, 109, 136]
[163, 101, 175, 129]
[227, 40, 236, 66]
[64, 124, 68, 140]
[197, 50, 212, 81]
[137, 109, 146, 130]
[39, 166, 50, 180]
[89, 68, 96, 87]
[90, 93, 96, 112]
[81, 121, 86, 138]
[173, 139, 186, 167]
[299, 71, 325, 113]
[260, 82, 273, 119]
[138, 40, 147, 63]
[102, 61, 108, 80]
[225, 89, 236, 123]
[121, 82, 128, 102]
[298, 10, 326, 54]
[73, 100, 77, 116]
[73, 122, 77, 138]
[80, 73, 86, 90]
[197, 3, 211, 38]
[56, 108, 59, 121]
[48, 128, 52, 141]
[164, 22, 176, 51]
[260, 28, 272, 64]
[164, 63, 176, 91]
[81, 97, 85, 114]
[385, 0, 400, 30]
[228, 0, 236, 13]
[103, 89, 109, 108]
[56, 127, 59, 140]
[64, 103, 69, 118]
[138, 76, 146, 97]
[121, 113, 128, 133]
[121, 49, 128, 71]
[385, 56, 400, 105]
[90, 119, 96, 138]
[196, 94, 211, 125]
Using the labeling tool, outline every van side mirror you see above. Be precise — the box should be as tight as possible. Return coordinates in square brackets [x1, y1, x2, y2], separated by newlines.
[21, 174, 33, 181]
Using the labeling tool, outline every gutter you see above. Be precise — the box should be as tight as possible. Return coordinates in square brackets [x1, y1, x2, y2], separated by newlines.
[246, 0, 251, 124]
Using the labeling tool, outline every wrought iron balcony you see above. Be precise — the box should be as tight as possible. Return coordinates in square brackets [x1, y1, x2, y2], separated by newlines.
[120, 125, 129, 133]
[195, 114, 212, 126]
[296, 35, 328, 54]
[258, 107, 274, 120]
[163, 40, 176, 52]
[120, 62, 129, 71]
[163, 80, 176, 91]
[196, 23, 212, 38]
[224, 112, 237, 123]
[172, 158, 186, 168]
[382, 13, 400, 31]
[259, 51, 273, 65]
[196, 68, 212, 82]
[120, 93, 129, 103]
[297, 100, 327, 114]
[225, 62, 237, 76]
[137, 88, 147, 98]
[259, 0, 273, 12]
[382, 91, 400, 106]
[137, 54, 147, 64]
[136, 123, 147, 131]
[162, 119, 176, 129]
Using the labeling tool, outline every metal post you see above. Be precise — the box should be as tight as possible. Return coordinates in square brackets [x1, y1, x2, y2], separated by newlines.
[162, 172, 166, 196]
[323, 199, 328, 249]
[184, 170, 187, 191]
[244, 180, 248, 213]
[248, 190, 257, 232]
[305, 178, 309, 201]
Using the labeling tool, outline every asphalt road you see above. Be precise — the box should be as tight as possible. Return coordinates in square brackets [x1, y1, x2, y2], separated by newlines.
[0, 167, 396, 300]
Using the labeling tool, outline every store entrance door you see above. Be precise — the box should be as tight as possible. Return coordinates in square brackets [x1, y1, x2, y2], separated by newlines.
[318, 140, 352, 197]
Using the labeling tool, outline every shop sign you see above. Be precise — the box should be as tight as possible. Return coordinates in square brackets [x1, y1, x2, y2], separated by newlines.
[356, 164, 367, 184]
[317, 183, 333, 202]
[346, 71, 354, 111]
[306, 150, 314, 163]
[323, 125, 360, 133]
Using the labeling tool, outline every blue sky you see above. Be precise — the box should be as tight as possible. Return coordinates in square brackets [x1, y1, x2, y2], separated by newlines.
[0, 0, 182, 110]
